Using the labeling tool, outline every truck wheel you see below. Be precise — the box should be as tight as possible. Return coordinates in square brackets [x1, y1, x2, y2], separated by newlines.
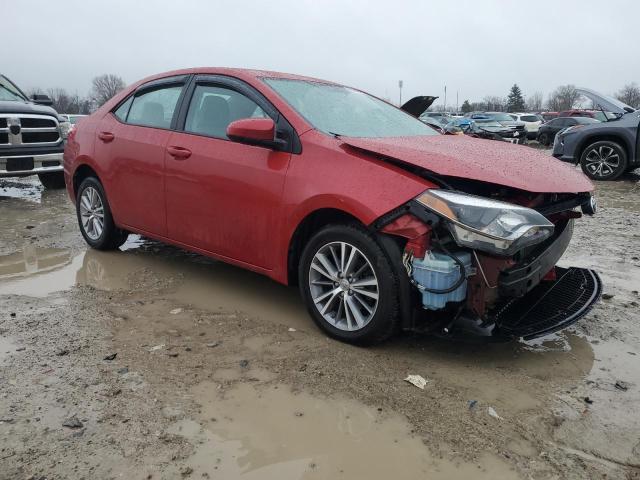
[38, 172, 66, 189]
[76, 177, 128, 250]
[298, 224, 399, 345]
[580, 141, 628, 180]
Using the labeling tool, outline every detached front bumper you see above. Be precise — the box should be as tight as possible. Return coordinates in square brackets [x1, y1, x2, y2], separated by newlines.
[491, 266, 602, 340]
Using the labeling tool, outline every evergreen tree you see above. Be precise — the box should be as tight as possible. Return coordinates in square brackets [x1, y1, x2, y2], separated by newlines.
[506, 84, 525, 112]
[461, 100, 472, 113]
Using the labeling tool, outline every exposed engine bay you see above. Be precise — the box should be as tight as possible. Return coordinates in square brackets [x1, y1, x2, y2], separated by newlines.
[377, 178, 602, 341]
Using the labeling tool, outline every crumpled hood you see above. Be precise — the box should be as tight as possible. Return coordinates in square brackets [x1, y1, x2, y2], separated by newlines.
[342, 134, 593, 194]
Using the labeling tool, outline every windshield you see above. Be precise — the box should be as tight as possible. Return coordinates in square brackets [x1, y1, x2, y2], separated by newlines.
[0, 75, 27, 102]
[487, 113, 514, 122]
[264, 78, 439, 138]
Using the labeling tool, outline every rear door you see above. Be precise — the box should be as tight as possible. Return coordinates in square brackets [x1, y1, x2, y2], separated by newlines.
[164, 75, 294, 270]
[94, 76, 188, 236]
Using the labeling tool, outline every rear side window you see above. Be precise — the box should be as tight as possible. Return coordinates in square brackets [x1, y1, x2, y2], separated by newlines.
[184, 85, 267, 139]
[127, 86, 183, 129]
[520, 115, 539, 122]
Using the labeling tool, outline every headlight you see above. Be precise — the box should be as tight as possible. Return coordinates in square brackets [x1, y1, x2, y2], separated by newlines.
[415, 190, 554, 256]
[59, 121, 72, 140]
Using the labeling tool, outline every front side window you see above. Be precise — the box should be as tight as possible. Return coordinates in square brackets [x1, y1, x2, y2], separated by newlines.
[264, 78, 438, 138]
[127, 86, 183, 129]
[184, 85, 267, 139]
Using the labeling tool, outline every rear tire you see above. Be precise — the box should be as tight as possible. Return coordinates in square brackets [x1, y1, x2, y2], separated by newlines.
[76, 177, 128, 250]
[537, 132, 550, 146]
[580, 141, 627, 180]
[38, 172, 66, 189]
[298, 224, 399, 345]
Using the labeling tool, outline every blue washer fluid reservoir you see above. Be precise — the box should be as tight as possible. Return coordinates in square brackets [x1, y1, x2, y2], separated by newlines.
[411, 251, 473, 310]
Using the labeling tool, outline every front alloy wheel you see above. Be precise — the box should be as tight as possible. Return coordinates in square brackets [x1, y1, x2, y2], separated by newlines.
[299, 224, 399, 344]
[580, 141, 627, 180]
[309, 241, 379, 331]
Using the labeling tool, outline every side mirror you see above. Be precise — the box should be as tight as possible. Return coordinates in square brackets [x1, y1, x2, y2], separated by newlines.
[31, 94, 53, 106]
[227, 118, 285, 150]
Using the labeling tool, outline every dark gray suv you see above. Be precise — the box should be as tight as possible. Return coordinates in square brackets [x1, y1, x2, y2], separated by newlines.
[553, 88, 639, 180]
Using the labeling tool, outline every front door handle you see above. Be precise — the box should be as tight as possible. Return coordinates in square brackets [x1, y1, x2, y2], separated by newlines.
[166, 145, 192, 160]
[98, 131, 115, 143]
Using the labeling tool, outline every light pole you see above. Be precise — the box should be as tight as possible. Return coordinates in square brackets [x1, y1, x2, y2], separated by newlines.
[444, 85, 447, 112]
[398, 80, 403, 106]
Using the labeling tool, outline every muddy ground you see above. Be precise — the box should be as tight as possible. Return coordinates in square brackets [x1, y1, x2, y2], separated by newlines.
[1, 166, 639, 480]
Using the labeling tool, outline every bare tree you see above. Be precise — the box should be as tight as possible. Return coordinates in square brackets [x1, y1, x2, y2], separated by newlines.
[526, 91, 544, 112]
[546, 85, 580, 111]
[483, 96, 506, 112]
[91, 74, 125, 107]
[616, 83, 640, 109]
[47, 88, 74, 113]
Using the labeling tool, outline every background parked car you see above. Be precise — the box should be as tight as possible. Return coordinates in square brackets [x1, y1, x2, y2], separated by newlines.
[467, 118, 526, 143]
[537, 117, 600, 146]
[553, 88, 639, 180]
[60, 114, 87, 126]
[540, 111, 559, 122]
[557, 109, 615, 122]
[509, 113, 543, 139]
[468, 112, 527, 139]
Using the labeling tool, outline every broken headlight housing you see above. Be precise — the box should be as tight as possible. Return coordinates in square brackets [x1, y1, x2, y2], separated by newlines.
[415, 190, 554, 256]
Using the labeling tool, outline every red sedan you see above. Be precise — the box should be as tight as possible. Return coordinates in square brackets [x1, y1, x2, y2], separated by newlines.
[64, 68, 601, 344]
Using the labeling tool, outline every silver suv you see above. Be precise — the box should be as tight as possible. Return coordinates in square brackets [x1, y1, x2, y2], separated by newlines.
[0, 74, 69, 188]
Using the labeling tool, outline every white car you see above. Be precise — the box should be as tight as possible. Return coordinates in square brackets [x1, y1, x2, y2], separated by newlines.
[509, 113, 543, 139]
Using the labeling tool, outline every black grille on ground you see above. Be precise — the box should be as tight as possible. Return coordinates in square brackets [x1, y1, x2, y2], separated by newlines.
[491, 267, 602, 339]
[0, 118, 6, 128]
[0, 133, 7, 144]
[20, 117, 56, 128]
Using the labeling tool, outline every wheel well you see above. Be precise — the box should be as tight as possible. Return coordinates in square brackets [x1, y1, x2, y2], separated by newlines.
[576, 135, 630, 163]
[72, 165, 99, 197]
[287, 208, 362, 286]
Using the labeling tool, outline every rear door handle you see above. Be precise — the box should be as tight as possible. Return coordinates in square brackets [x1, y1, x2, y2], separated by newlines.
[98, 131, 115, 143]
[166, 145, 192, 160]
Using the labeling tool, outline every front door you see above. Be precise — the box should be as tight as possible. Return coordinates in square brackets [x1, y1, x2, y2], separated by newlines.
[164, 82, 291, 270]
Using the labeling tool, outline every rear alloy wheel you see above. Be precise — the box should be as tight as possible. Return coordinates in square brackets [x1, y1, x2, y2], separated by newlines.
[580, 141, 627, 180]
[299, 224, 399, 344]
[537, 132, 550, 146]
[76, 177, 128, 250]
[38, 172, 66, 189]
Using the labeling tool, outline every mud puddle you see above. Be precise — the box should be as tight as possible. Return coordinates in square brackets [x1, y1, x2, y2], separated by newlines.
[170, 382, 520, 479]
[0, 238, 312, 331]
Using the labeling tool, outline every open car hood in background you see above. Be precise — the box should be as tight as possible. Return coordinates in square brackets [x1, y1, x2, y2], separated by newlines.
[341, 134, 594, 194]
[400, 96, 438, 117]
[577, 87, 635, 114]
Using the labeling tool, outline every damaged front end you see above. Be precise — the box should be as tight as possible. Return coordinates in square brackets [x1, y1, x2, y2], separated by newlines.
[377, 187, 602, 341]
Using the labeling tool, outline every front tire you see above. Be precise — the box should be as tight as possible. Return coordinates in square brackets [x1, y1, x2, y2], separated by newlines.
[580, 141, 627, 180]
[76, 177, 128, 250]
[537, 132, 550, 146]
[38, 172, 66, 189]
[298, 224, 399, 345]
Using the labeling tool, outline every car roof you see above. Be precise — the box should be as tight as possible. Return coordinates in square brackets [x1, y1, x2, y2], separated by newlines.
[136, 67, 341, 87]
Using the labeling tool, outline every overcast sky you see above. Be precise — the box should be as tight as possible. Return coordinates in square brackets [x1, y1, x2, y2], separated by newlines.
[5, 0, 638, 108]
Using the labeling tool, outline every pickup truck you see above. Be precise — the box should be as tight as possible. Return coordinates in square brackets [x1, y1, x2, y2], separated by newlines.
[0, 74, 69, 188]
